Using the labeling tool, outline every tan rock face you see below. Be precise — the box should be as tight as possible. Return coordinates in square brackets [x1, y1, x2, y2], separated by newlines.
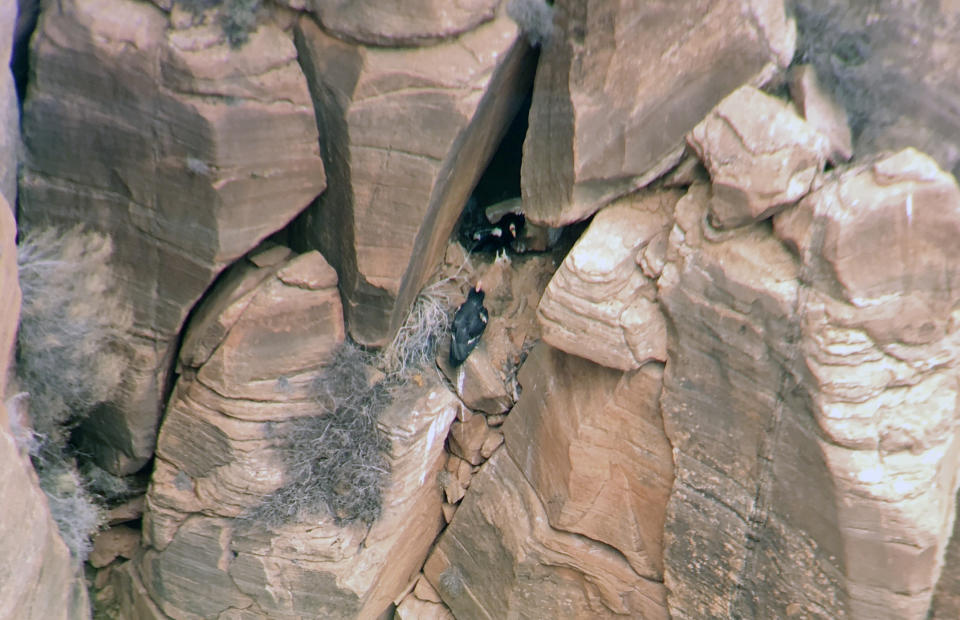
[660, 157, 960, 618]
[135, 247, 459, 618]
[293, 10, 535, 346]
[19, 0, 327, 474]
[775, 148, 960, 343]
[503, 343, 673, 580]
[0, 197, 90, 619]
[294, 0, 499, 46]
[537, 189, 680, 370]
[521, 0, 796, 226]
[688, 85, 830, 229]
[424, 450, 668, 619]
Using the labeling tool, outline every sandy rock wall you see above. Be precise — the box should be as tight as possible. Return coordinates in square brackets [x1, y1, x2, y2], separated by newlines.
[521, 0, 796, 226]
[132, 244, 460, 618]
[19, 0, 327, 475]
[8, 0, 960, 618]
[292, 8, 535, 346]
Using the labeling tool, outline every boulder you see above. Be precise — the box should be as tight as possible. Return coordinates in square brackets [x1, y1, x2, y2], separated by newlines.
[423, 450, 668, 619]
[19, 0, 327, 474]
[537, 189, 679, 370]
[659, 156, 960, 618]
[688, 85, 830, 229]
[133, 248, 460, 618]
[503, 342, 673, 579]
[521, 0, 796, 226]
[288, 0, 499, 47]
[292, 9, 535, 346]
[0, 197, 90, 619]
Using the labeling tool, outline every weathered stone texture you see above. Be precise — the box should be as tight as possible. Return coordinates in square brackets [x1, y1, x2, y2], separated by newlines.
[20, 0, 326, 474]
[424, 450, 668, 619]
[503, 343, 673, 580]
[660, 150, 960, 619]
[134, 247, 459, 618]
[0, 197, 90, 620]
[537, 189, 679, 370]
[293, 10, 534, 346]
[688, 85, 830, 229]
[772, 149, 960, 617]
[521, 0, 796, 226]
[286, 0, 499, 46]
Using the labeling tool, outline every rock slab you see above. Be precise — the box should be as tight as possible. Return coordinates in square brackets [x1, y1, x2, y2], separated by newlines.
[521, 0, 796, 226]
[688, 85, 829, 229]
[660, 149, 960, 619]
[20, 0, 327, 474]
[293, 9, 534, 346]
[134, 247, 459, 618]
[537, 189, 679, 370]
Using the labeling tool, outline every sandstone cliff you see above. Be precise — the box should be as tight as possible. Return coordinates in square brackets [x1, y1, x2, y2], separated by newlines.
[3, 1, 960, 619]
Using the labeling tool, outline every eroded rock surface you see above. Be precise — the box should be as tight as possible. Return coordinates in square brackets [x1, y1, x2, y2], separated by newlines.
[689, 85, 830, 229]
[537, 189, 679, 370]
[134, 246, 459, 617]
[288, 0, 499, 46]
[660, 149, 960, 619]
[521, 0, 796, 226]
[20, 0, 326, 474]
[503, 343, 673, 580]
[293, 9, 534, 346]
[424, 450, 668, 619]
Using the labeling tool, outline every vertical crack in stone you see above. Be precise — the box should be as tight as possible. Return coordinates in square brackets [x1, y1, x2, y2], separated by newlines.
[729, 182, 831, 617]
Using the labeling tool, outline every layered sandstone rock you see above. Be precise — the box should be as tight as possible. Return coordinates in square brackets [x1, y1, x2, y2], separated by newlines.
[135, 246, 459, 617]
[0, 197, 90, 619]
[424, 341, 671, 618]
[503, 343, 673, 580]
[660, 149, 960, 618]
[521, 0, 796, 226]
[688, 85, 830, 229]
[293, 10, 534, 346]
[424, 450, 668, 619]
[537, 189, 679, 370]
[287, 0, 499, 46]
[20, 0, 326, 474]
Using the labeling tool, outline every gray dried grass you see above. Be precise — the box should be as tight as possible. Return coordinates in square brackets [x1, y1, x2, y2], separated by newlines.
[14, 225, 131, 561]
